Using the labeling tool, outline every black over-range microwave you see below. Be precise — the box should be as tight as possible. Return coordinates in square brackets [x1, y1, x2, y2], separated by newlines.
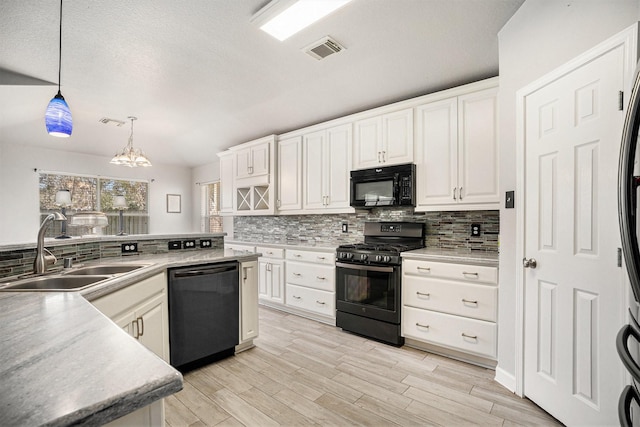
[350, 163, 416, 208]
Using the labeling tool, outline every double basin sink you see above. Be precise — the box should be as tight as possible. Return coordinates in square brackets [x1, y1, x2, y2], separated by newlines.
[0, 264, 150, 291]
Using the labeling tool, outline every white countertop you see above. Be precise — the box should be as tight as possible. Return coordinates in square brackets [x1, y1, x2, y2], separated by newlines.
[401, 247, 499, 266]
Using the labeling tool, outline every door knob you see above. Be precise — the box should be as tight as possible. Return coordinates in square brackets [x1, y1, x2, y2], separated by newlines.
[523, 258, 537, 269]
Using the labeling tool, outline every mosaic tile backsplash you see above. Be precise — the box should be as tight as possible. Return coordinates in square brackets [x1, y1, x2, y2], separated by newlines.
[233, 209, 499, 252]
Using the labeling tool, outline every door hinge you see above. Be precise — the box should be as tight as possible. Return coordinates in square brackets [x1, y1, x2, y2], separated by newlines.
[619, 91, 624, 111]
[618, 247, 622, 267]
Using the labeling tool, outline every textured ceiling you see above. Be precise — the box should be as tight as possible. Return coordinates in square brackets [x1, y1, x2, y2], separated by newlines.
[0, 0, 524, 167]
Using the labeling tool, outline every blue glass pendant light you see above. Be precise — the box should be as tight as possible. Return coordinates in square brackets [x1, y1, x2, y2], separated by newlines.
[45, 0, 72, 137]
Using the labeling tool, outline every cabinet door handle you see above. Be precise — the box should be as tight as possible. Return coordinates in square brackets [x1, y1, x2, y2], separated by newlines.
[138, 316, 144, 337]
[378, 151, 382, 163]
[416, 323, 430, 329]
[416, 266, 431, 272]
[132, 319, 139, 339]
[416, 291, 430, 297]
[293, 272, 302, 277]
[462, 333, 478, 340]
[453, 187, 457, 200]
[242, 267, 248, 281]
[462, 299, 478, 306]
[316, 300, 325, 305]
[382, 151, 386, 162]
[277, 199, 281, 208]
[462, 272, 479, 278]
[293, 295, 301, 300]
[248, 165, 253, 174]
[316, 276, 326, 280]
[459, 187, 463, 200]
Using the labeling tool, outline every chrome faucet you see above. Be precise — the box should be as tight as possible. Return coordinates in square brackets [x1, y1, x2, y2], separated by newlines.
[34, 212, 67, 274]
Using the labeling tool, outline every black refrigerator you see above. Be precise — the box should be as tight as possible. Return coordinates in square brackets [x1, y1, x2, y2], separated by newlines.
[617, 59, 640, 426]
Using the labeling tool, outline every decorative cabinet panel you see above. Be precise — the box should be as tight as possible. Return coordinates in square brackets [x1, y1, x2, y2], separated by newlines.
[277, 136, 303, 211]
[402, 257, 498, 361]
[353, 108, 413, 169]
[239, 260, 259, 345]
[303, 123, 352, 211]
[218, 151, 235, 214]
[415, 83, 499, 211]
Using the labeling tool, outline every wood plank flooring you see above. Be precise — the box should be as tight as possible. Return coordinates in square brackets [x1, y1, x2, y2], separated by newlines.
[165, 306, 561, 426]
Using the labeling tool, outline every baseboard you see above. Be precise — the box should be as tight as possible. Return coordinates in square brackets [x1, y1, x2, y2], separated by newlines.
[494, 365, 517, 394]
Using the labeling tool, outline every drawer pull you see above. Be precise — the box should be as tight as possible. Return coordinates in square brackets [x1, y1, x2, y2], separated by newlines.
[462, 299, 478, 306]
[416, 266, 431, 272]
[316, 300, 326, 305]
[316, 276, 326, 280]
[462, 272, 479, 278]
[293, 272, 302, 277]
[416, 323, 430, 329]
[266, 251, 273, 255]
[317, 256, 326, 260]
[416, 291, 430, 297]
[292, 295, 301, 300]
[462, 333, 478, 340]
[294, 254, 302, 258]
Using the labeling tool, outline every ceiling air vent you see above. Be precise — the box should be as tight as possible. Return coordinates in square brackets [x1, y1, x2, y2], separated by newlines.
[304, 36, 345, 60]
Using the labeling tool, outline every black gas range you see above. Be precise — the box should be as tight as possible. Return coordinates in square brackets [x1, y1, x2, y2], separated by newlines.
[335, 222, 425, 346]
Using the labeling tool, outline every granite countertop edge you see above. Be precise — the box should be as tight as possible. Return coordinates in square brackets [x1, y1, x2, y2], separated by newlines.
[401, 248, 499, 266]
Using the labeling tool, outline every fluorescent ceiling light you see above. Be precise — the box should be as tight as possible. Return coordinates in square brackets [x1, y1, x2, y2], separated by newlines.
[254, 0, 352, 41]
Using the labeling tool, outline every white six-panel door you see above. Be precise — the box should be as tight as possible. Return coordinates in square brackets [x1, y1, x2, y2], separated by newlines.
[523, 44, 626, 425]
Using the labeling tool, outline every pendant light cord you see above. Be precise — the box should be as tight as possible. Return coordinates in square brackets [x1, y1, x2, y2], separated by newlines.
[57, 0, 63, 94]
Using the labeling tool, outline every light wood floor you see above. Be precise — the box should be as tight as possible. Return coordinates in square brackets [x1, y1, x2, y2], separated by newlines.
[165, 306, 561, 426]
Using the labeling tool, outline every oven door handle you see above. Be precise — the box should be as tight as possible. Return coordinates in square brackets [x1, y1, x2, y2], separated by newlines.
[336, 262, 395, 273]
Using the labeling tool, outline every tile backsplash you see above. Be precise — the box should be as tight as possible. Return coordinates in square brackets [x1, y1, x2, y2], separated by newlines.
[233, 209, 499, 252]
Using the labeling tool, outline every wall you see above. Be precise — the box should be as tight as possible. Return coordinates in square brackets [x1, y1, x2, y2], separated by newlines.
[0, 143, 195, 244]
[496, 0, 640, 389]
[234, 209, 500, 251]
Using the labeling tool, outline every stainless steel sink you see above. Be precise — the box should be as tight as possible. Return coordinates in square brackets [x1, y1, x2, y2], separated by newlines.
[2, 275, 111, 291]
[66, 264, 146, 276]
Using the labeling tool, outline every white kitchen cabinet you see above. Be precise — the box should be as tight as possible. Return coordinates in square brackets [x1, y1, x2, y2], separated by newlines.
[415, 84, 499, 211]
[92, 272, 169, 363]
[303, 123, 352, 211]
[285, 248, 336, 323]
[218, 151, 234, 214]
[277, 136, 303, 212]
[402, 257, 498, 363]
[238, 260, 258, 351]
[235, 139, 270, 180]
[353, 108, 413, 169]
[257, 246, 285, 306]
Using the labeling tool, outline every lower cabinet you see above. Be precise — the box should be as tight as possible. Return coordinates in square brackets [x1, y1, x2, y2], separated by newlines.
[402, 257, 498, 365]
[91, 272, 169, 426]
[238, 260, 259, 352]
[285, 248, 336, 323]
[257, 246, 285, 306]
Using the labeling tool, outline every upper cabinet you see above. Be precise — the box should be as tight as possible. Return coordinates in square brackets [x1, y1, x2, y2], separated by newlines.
[276, 136, 303, 212]
[353, 108, 413, 170]
[218, 135, 276, 216]
[415, 82, 499, 211]
[303, 123, 353, 212]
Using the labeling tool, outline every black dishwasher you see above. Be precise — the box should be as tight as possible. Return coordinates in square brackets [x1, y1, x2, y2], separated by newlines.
[168, 262, 239, 370]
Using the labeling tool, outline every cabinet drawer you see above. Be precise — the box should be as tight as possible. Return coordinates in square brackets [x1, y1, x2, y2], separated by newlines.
[403, 306, 497, 358]
[286, 283, 335, 317]
[403, 276, 497, 321]
[286, 249, 334, 265]
[403, 259, 497, 284]
[286, 261, 334, 291]
[225, 244, 256, 253]
[256, 246, 284, 259]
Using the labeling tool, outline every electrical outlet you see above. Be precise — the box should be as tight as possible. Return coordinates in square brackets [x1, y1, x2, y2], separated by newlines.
[506, 191, 515, 209]
[168, 241, 181, 250]
[342, 223, 348, 233]
[183, 240, 196, 249]
[200, 239, 212, 248]
[471, 223, 481, 237]
[121, 243, 138, 253]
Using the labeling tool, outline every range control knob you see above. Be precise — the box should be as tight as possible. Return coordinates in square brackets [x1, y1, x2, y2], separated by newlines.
[359, 253, 368, 261]
[346, 252, 354, 260]
[382, 256, 391, 263]
[375, 255, 383, 262]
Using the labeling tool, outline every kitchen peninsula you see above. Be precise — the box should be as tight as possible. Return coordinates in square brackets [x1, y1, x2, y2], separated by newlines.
[0, 236, 259, 426]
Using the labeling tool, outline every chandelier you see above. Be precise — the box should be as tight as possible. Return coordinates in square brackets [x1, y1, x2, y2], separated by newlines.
[110, 116, 152, 167]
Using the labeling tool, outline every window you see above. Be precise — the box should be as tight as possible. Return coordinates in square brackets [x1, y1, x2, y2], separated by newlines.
[201, 182, 222, 233]
[39, 172, 149, 237]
